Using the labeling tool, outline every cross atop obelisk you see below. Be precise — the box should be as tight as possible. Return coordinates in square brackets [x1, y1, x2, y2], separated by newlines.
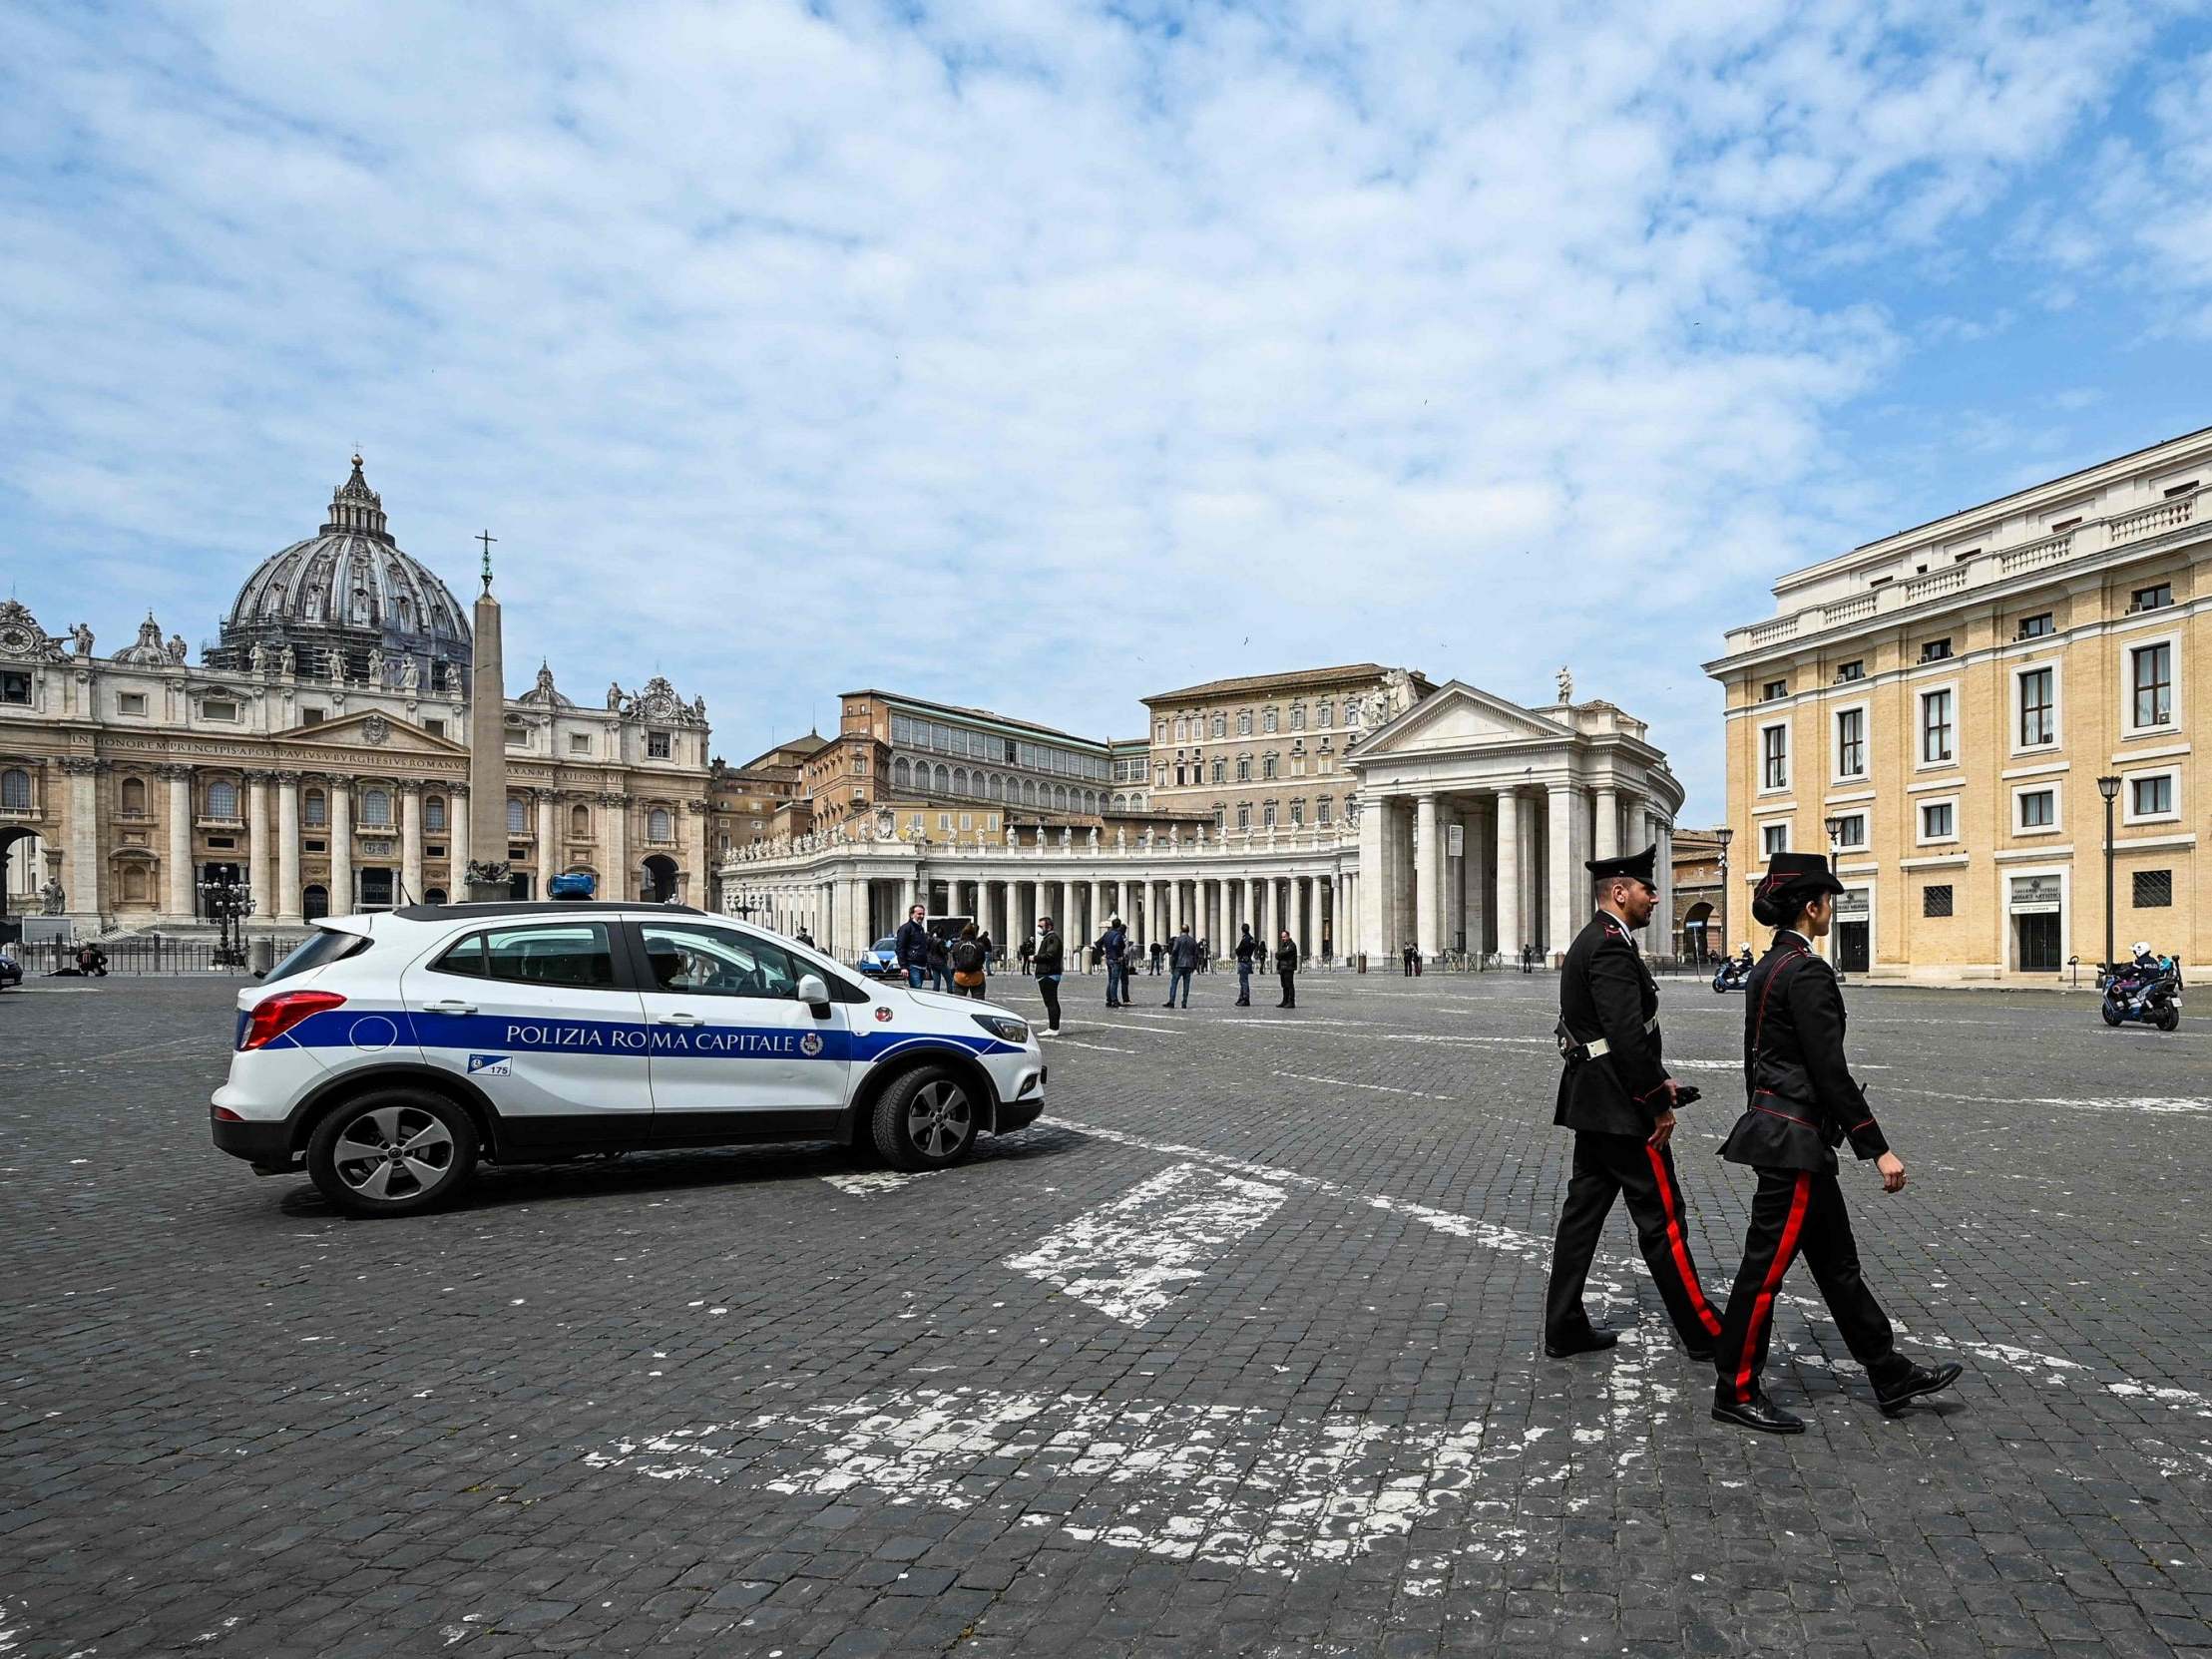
[476, 529, 498, 594]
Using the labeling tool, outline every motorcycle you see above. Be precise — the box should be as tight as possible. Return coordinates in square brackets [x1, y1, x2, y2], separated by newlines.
[2100, 959, 2181, 1032]
[1712, 955, 1753, 994]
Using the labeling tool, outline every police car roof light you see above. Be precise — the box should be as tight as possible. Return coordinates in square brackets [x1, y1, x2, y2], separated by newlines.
[241, 989, 345, 1051]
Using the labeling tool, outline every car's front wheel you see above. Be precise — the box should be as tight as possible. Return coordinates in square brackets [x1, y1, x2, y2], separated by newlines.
[307, 1089, 479, 1217]
[872, 1065, 979, 1171]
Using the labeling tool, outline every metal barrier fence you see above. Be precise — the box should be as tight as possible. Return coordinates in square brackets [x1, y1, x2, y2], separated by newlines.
[7, 935, 308, 977]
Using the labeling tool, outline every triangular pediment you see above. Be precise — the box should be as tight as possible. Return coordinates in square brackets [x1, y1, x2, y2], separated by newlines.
[1354, 681, 1570, 756]
[279, 709, 468, 756]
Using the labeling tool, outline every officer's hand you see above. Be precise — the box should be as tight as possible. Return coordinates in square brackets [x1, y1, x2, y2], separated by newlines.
[1647, 1108, 1676, 1150]
[1876, 1151, 1907, 1193]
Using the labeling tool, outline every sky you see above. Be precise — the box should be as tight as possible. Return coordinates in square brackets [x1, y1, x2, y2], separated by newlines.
[6, 0, 2212, 824]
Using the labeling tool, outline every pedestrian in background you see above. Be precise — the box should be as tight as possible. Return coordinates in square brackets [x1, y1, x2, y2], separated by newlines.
[1149, 938, 1164, 976]
[949, 923, 990, 1000]
[1096, 915, 1129, 1008]
[1164, 925, 1199, 1009]
[1403, 942, 1418, 976]
[1274, 928, 1299, 1008]
[925, 925, 953, 995]
[896, 903, 930, 990]
[1234, 925, 1260, 1006]
[1017, 933, 1034, 976]
[1708, 852, 1963, 1435]
[1033, 916, 1064, 1036]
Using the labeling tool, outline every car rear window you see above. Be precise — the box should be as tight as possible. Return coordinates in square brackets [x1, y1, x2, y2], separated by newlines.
[263, 928, 370, 985]
[433, 923, 618, 988]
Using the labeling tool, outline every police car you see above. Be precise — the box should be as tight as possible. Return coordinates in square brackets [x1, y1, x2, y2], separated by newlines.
[210, 900, 1047, 1217]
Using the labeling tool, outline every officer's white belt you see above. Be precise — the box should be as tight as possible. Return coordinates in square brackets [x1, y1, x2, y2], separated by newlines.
[1581, 1016, 1659, 1059]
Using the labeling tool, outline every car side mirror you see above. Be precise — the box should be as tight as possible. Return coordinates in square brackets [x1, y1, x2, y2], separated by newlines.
[795, 974, 831, 1015]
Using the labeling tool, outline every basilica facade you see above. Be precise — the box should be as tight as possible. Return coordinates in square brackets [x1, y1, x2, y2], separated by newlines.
[0, 459, 713, 934]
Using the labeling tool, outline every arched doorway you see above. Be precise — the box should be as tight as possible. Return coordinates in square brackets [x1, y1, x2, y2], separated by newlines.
[0, 824, 38, 923]
[302, 884, 329, 921]
[1681, 901, 1714, 964]
[643, 854, 678, 903]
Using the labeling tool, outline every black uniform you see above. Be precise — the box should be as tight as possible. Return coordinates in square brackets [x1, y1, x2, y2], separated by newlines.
[1545, 910, 1724, 1352]
[1711, 931, 1910, 1405]
[1274, 936, 1298, 1007]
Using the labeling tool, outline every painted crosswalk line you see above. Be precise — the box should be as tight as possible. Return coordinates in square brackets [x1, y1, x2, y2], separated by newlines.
[1003, 1161, 1286, 1326]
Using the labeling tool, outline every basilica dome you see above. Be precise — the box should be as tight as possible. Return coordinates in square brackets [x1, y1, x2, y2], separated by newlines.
[211, 457, 472, 693]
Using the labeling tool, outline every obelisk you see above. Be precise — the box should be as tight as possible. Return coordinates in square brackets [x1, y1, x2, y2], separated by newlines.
[464, 531, 511, 901]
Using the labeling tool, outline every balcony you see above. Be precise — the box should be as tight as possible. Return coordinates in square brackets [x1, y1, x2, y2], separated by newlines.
[1717, 485, 2204, 661]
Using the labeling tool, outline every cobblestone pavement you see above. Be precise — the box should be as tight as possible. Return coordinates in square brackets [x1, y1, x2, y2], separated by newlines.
[3, 967, 2210, 1658]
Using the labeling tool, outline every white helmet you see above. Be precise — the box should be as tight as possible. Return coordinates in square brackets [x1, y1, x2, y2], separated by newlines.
[2130, 941, 2154, 957]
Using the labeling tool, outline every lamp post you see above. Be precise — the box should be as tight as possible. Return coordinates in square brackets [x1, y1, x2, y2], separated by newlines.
[1715, 827, 1733, 960]
[198, 873, 255, 970]
[2097, 774, 2121, 974]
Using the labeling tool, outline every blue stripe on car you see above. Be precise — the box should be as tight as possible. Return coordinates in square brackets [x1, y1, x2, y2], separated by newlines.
[275, 1008, 1017, 1062]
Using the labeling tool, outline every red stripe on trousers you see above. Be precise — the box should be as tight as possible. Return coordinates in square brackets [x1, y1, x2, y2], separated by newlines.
[1732, 1171, 1813, 1402]
[1644, 1143, 1723, 1337]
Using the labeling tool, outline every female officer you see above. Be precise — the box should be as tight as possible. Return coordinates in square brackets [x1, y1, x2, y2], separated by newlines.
[1709, 852, 1963, 1435]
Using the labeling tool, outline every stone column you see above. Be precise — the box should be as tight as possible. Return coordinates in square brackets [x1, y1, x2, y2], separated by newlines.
[60, 758, 102, 924]
[1495, 791, 1522, 961]
[1653, 818, 1674, 960]
[327, 779, 353, 913]
[1594, 784, 1619, 865]
[400, 781, 425, 905]
[162, 765, 194, 920]
[245, 771, 273, 923]
[1357, 795, 1388, 961]
[601, 793, 627, 902]
[1413, 793, 1440, 959]
[276, 772, 302, 922]
[535, 790, 557, 898]
[1547, 783, 1581, 959]
[448, 786, 470, 895]
[1301, 877, 1317, 960]
[684, 800, 709, 909]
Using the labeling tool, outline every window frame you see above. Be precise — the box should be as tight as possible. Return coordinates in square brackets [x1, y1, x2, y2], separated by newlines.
[2131, 868, 2175, 910]
[1830, 700, 1869, 784]
[429, 920, 627, 991]
[2010, 781, 2061, 836]
[1828, 811, 1869, 853]
[635, 919, 820, 1003]
[1760, 821, 1790, 857]
[1915, 680, 1960, 771]
[1922, 883, 1955, 919]
[2121, 765, 2180, 826]
[1916, 795, 1961, 846]
[2011, 661, 2060, 754]
[2122, 632, 2179, 736]
[1757, 718, 1790, 794]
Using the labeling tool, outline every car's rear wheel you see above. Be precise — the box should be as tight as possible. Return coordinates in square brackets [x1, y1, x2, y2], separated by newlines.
[307, 1089, 478, 1217]
[872, 1065, 979, 1171]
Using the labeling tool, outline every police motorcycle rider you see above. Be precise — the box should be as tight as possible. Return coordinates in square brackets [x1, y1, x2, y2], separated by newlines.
[1708, 852, 1963, 1435]
[2102, 940, 2181, 1031]
[1543, 845, 1728, 1363]
[1712, 943, 1754, 993]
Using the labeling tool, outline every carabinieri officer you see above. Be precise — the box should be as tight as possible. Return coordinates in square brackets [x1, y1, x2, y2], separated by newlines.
[1544, 845, 1726, 1361]
[1708, 851, 1963, 1434]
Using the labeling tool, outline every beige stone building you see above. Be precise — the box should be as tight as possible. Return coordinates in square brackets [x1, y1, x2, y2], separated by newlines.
[0, 459, 714, 935]
[1706, 427, 2210, 979]
[1138, 664, 1436, 835]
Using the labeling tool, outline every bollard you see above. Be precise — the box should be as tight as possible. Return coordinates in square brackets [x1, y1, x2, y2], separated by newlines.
[250, 937, 276, 975]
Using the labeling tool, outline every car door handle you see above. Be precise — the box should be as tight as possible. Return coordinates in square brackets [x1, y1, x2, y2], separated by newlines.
[420, 1000, 478, 1015]
[657, 1013, 703, 1027]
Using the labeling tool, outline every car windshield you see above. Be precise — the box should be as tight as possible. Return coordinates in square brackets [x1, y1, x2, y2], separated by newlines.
[872, 937, 897, 954]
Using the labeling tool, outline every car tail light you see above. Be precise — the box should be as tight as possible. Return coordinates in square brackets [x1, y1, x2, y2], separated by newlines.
[239, 990, 345, 1050]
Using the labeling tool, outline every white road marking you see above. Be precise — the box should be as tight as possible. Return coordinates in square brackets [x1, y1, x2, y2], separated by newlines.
[1885, 1087, 2212, 1116]
[1271, 1069, 1454, 1101]
[587, 1385, 1522, 1573]
[1003, 1162, 1286, 1325]
[1047, 1037, 1136, 1053]
[818, 1171, 931, 1197]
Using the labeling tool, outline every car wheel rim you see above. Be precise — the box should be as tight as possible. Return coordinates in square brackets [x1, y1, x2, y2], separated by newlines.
[332, 1104, 455, 1200]
[906, 1079, 972, 1159]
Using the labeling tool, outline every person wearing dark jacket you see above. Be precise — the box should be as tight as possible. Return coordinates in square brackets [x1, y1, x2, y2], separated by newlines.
[1148, 938, 1164, 976]
[1031, 917, 1064, 1035]
[1096, 917, 1129, 1008]
[924, 927, 953, 995]
[895, 905, 930, 989]
[1709, 853, 1962, 1434]
[1233, 926, 1260, 1006]
[948, 923, 990, 1000]
[1273, 930, 1298, 1007]
[1543, 845, 1726, 1364]
[1164, 928, 1200, 1008]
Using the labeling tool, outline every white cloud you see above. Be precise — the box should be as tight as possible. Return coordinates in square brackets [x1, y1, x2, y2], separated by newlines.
[0, 0, 2188, 818]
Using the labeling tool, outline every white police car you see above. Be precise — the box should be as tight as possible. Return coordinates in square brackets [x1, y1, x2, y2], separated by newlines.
[211, 900, 1046, 1217]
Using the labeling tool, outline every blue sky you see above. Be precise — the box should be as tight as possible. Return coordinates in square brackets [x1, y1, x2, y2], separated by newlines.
[5, 0, 2212, 824]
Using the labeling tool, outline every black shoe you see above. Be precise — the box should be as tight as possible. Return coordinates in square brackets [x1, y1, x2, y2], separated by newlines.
[1710, 1394, 1804, 1435]
[1161, 1002, 1174, 1008]
[1875, 1361, 1963, 1416]
[1544, 1329, 1619, 1359]
[1684, 1345, 1715, 1364]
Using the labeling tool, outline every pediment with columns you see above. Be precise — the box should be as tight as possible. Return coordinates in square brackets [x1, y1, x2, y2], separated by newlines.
[1351, 680, 1573, 758]
[277, 709, 468, 756]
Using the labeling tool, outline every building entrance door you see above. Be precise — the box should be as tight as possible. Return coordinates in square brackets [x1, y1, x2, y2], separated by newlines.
[2014, 913, 2061, 973]
[1832, 887, 1871, 975]
[358, 868, 394, 910]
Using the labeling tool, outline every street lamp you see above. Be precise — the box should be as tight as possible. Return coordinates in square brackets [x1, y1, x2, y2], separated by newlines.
[2097, 774, 2121, 974]
[198, 873, 255, 970]
[1824, 813, 1847, 850]
[1714, 826, 1733, 960]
